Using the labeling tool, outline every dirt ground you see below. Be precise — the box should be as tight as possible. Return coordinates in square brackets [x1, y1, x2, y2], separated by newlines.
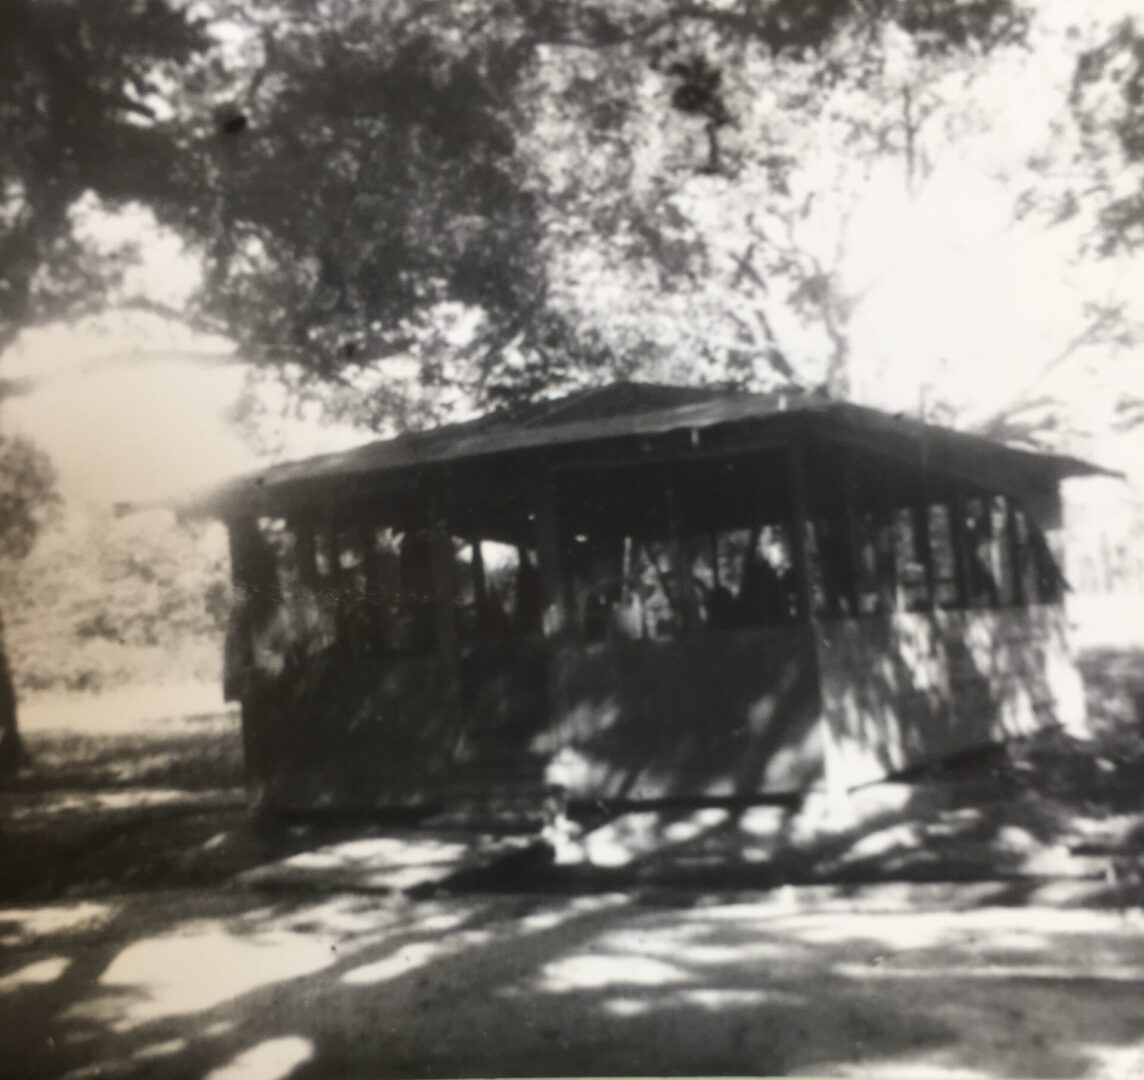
[4, 885, 1144, 1080]
[3, 649, 1144, 1079]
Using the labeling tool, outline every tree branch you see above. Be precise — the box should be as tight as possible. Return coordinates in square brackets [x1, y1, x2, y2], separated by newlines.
[975, 306, 1125, 437]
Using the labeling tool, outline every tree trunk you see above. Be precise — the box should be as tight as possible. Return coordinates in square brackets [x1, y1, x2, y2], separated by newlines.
[0, 605, 28, 779]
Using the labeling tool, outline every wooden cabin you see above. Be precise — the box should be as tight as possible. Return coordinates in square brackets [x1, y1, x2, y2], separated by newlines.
[191, 383, 1106, 814]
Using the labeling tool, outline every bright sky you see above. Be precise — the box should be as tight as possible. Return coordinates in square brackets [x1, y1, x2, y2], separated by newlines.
[2, 215, 375, 507]
[3, 330, 375, 507]
[6, 341, 252, 506]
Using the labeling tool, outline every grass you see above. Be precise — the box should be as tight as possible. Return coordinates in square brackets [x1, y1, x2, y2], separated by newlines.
[18, 712, 244, 793]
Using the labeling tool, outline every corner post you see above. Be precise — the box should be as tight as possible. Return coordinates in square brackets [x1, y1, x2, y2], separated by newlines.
[224, 515, 276, 789]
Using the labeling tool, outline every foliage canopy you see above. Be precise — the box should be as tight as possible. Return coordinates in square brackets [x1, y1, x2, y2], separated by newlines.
[1, 0, 1140, 432]
[2, 0, 1042, 414]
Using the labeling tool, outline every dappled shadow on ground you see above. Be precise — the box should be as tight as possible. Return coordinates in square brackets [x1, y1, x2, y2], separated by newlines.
[453, 784, 1143, 906]
[2, 887, 1144, 1079]
[0, 709, 395, 903]
[0, 709, 250, 902]
[2, 652, 1144, 1076]
[13, 712, 244, 793]
[0, 788, 473, 904]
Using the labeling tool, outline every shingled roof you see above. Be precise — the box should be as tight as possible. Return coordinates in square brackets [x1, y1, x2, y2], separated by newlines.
[181, 382, 1113, 519]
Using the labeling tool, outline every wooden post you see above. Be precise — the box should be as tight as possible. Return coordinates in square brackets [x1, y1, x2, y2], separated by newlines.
[978, 496, 1000, 607]
[1005, 497, 1025, 607]
[227, 516, 257, 592]
[427, 485, 459, 664]
[470, 537, 487, 632]
[840, 461, 862, 618]
[912, 503, 936, 612]
[291, 516, 318, 592]
[534, 468, 571, 639]
[787, 439, 814, 622]
[950, 492, 973, 609]
[325, 522, 342, 585]
[327, 522, 347, 643]
[358, 520, 379, 592]
[875, 507, 897, 615]
[225, 516, 275, 784]
[426, 476, 463, 735]
[621, 535, 634, 605]
[665, 474, 700, 632]
[1031, 521, 1064, 604]
[354, 519, 379, 650]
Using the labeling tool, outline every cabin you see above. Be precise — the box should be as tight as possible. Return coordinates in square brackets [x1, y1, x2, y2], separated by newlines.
[189, 383, 1106, 815]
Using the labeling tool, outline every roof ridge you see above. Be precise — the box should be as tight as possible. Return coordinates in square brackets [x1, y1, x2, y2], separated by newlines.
[514, 384, 614, 428]
[514, 380, 746, 430]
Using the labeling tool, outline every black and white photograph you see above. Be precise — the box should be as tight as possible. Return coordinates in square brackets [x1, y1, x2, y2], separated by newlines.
[2, 1, 1144, 1077]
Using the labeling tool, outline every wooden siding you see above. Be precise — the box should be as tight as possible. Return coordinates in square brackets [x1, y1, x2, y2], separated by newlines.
[242, 624, 824, 811]
[544, 625, 824, 801]
[243, 652, 459, 810]
[816, 605, 1085, 790]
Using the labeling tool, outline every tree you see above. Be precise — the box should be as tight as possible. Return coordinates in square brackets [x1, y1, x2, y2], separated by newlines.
[10, 0, 1097, 435]
[0, 432, 58, 776]
[1063, 11, 1144, 438]
[981, 4, 1144, 446]
[1066, 13, 1144, 257]
[0, 0, 208, 353]
[147, 0, 1030, 418]
[0, 1, 1034, 412]
[514, 17, 1010, 400]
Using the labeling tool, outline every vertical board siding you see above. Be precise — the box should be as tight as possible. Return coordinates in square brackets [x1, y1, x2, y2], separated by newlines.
[817, 606, 1086, 790]
[244, 624, 826, 810]
[546, 625, 825, 800]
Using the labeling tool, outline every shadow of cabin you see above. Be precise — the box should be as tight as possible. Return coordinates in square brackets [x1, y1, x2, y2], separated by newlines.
[165, 383, 1108, 818]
